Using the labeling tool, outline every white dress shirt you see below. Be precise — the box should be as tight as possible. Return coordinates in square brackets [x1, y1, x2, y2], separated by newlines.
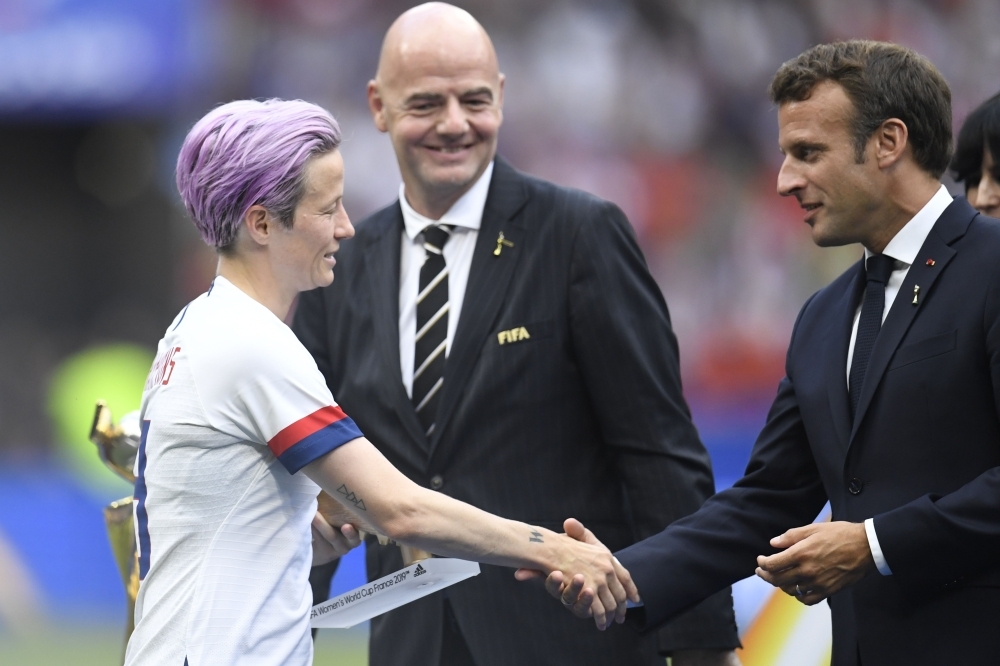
[398, 161, 494, 398]
[846, 184, 953, 576]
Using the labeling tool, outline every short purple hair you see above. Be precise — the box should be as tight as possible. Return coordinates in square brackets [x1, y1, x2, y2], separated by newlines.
[176, 98, 342, 250]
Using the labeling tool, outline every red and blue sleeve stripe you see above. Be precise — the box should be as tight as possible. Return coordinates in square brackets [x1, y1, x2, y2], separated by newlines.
[267, 405, 363, 474]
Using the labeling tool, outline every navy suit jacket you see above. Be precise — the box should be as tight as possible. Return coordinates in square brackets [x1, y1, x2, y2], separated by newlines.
[294, 157, 738, 665]
[617, 197, 1000, 666]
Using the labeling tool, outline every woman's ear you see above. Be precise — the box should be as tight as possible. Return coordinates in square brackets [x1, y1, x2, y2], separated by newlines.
[242, 205, 273, 246]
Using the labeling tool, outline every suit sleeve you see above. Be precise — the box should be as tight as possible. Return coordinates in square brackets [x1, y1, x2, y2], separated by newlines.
[872, 258, 1000, 597]
[614, 293, 829, 633]
[293, 288, 335, 388]
[567, 200, 738, 650]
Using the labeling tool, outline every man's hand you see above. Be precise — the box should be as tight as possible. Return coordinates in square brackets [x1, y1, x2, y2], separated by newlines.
[519, 521, 740, 665]
[515, 518, 640, 631]
[755, 521, 875, 605]
[311, 511, 362, 566]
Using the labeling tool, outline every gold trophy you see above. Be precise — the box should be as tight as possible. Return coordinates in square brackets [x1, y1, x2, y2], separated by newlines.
[89, 401, 141, 654]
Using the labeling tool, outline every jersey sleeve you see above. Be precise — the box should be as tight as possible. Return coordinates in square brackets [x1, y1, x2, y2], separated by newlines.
[199, 325, 364, 474]
[264, 403, 362, 474]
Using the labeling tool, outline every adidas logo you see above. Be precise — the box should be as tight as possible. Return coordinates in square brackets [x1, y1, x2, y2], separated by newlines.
[413, 563, 427, 577]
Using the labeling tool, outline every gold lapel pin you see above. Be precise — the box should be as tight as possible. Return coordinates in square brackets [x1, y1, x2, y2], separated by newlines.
[926, 258, 936, 266]
[912, 285, 920, 305]
[493, 231, 514, 256]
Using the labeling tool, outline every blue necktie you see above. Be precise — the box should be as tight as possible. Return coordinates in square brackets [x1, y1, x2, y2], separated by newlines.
[849, 254, 895, 419]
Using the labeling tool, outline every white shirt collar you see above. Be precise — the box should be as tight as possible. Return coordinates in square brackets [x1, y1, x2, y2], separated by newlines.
[865, 184, 952, 265]
[400, 161, 495, 241]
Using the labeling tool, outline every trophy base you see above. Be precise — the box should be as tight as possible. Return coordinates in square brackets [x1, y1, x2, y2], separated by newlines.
[310, 558, 480, 629]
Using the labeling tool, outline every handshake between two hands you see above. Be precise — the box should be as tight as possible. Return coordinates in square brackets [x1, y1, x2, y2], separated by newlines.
[516, 517, 876, 626]
[311, 491, 873, 654]
[308, 499, 638, 630]
[513, 518, 638, 631]
[308, 499, 638, 631]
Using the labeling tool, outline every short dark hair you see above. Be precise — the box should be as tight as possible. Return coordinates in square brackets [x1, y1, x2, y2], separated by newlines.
[951, 92, 1000, 191]
[769, 40, 953, 178]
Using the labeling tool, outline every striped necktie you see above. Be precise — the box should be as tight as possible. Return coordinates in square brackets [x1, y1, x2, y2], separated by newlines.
[412, 224, 453, 437]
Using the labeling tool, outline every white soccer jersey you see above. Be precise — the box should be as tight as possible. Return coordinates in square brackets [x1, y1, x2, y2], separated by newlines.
[124, 276, 363, 666]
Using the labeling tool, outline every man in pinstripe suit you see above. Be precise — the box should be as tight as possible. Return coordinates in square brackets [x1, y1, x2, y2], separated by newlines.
[293, 4, 739, 665]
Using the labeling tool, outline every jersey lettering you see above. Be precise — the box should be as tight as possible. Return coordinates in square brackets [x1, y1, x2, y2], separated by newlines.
[146, 347, 182, 390]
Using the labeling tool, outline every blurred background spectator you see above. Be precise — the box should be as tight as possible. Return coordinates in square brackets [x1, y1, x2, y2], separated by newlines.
[1, 0, 999, 663]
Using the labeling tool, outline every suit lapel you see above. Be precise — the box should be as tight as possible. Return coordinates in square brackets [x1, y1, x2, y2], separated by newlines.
[827, 259, 865, 453]
[429, 158, 530, 457]
[848, 198, 975, 445]
[364, 205, 431, 453]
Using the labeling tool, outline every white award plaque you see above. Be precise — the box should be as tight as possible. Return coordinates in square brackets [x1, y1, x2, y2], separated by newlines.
[310, 558, 481, 629]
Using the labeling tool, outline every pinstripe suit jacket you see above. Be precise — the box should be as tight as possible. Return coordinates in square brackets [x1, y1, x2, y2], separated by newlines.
[293, 157, 739, 665]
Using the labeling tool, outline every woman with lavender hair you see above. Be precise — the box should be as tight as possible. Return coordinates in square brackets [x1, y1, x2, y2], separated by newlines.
[124, 98, 637, 666]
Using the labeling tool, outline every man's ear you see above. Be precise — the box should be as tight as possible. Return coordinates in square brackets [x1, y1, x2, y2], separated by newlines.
[874, 118, 909, 170]
[242, 205, 273, 246]
[496, 73, 505, 124]
[368, 80, 388, 133]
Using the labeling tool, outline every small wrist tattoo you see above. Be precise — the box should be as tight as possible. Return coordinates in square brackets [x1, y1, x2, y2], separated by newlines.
[336, 483, 367, 511]
[530, 530, 544, 543]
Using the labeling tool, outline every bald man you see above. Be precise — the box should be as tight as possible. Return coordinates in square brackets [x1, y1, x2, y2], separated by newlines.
[294, 4, 740, 665]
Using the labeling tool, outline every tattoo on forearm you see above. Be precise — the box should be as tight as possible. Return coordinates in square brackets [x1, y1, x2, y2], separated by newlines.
[530, 530, 544, 543]
[336, 483, 367, 511]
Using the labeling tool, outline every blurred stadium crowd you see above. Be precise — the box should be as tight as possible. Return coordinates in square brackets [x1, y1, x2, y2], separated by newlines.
[4, 0, 1000, 459]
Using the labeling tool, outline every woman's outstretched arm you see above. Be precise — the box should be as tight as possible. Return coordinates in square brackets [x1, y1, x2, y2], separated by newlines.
[303, 437, 638, 630]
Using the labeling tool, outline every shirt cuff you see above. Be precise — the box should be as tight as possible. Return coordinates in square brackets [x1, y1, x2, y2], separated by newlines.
[865, 518, 892, 576]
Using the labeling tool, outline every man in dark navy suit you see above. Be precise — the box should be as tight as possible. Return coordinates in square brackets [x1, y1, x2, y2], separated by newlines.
[539, 40, 1000, 666]
[294, 3, 739, 665]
